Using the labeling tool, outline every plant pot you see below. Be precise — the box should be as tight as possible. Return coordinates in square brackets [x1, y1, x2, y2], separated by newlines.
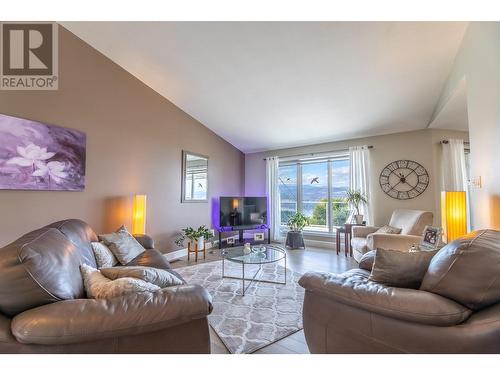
[286, 231, 305, 249]
[197, 236, 205, 249]
[354, 214, 364, 225]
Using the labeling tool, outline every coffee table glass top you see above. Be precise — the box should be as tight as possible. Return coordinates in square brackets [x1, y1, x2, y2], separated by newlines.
[221, 245, 286, 264]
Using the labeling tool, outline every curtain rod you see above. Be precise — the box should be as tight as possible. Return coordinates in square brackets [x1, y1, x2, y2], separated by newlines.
[440, 140, 470, 145]
[263, 145, 373, 161]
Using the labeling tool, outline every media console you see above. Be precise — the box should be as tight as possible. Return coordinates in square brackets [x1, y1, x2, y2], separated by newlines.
[217, 226, 271, 249]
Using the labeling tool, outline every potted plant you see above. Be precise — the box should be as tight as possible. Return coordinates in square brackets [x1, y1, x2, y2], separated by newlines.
[175, 225, 213, 249]
[345, 189, 368, 224]
[286, 212, 309, 249]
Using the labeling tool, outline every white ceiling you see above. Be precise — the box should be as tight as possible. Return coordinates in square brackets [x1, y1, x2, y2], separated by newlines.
[62, 22, 467, 153]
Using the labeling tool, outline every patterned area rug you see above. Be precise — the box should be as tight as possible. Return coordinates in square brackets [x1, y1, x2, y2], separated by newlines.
[175, 260, 304, 354]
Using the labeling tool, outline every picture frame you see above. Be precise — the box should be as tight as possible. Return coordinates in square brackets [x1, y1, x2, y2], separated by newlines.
[254, 232, 265, 241]
[226, 237, 235, 245]
[420, 225, 442, 250]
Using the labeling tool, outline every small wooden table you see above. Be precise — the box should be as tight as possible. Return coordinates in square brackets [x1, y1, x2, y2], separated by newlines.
[188, 241, 206, 262]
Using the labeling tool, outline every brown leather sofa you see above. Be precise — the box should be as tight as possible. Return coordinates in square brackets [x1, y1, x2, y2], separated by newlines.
[0, 219, 213, 354]
[299, 229, 500, 353]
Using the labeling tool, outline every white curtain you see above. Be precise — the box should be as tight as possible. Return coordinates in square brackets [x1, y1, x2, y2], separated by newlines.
[349, 146, 372, 225]
[265, 156, 281, 242]
[441, 139, 467, 191]
[441, 139, 470, 230]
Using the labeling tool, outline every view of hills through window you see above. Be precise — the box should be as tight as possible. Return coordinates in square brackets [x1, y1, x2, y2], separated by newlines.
[279, 158, 350, 232]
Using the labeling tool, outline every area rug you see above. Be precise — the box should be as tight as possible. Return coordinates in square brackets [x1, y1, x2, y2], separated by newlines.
[175, 260, 304, 354]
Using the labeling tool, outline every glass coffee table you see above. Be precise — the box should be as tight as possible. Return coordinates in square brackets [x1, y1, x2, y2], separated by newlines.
[221, 244, 287, 295]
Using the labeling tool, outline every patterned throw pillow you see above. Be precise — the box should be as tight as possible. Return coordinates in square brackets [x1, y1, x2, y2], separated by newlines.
[375, 225, 402, 234]
[91, 242, 118, 269]
[80, 264, 160, 299]
[98, 225, 145, 265]
[101, 266, 184, 288]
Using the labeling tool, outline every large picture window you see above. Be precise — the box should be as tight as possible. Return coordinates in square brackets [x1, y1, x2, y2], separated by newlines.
[278, 156, 350, 234]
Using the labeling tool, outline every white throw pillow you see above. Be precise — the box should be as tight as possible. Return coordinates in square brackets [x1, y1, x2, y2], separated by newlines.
[91, 242, 118, 269]
[80, 264, 160, 299]
[101, 266, 184, 288]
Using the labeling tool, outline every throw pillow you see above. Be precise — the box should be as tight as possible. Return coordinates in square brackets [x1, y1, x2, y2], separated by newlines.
[98, 225, 145, 265]
[359, 250, 376, 271]
[101, 266, 184, 288]
[80, 264, 160, 299]
[369, 248, 437, 289]
[91, 242, 118, 269]
[375, 225, 402, 234]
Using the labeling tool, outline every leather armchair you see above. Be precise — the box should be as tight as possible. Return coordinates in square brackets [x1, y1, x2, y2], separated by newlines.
[299, 230, 500, 353]
[0, 219, 212, 353]
[351, 209, 433, 262]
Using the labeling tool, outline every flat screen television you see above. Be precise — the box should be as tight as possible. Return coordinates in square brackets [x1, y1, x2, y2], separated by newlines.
[219, 197, 268, 229]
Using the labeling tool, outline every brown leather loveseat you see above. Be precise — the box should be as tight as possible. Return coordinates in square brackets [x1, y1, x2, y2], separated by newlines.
[0, 219, 213, 353]
[299, 229, 500, 353]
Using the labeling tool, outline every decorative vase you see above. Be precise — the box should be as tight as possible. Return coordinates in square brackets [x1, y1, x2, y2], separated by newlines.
[197, 236, 205, 250]
[354, 214, 364, 224]
[243, 242, 251, 254]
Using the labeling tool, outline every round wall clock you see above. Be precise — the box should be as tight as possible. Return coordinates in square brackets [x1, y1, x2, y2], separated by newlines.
[379, 160, 429, 200]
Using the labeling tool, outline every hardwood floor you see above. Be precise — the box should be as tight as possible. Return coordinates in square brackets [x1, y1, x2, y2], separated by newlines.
[170, 243, 358, 354]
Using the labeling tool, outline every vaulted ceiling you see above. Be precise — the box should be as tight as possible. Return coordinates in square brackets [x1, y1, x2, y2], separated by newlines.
[62, 22, 467, 153]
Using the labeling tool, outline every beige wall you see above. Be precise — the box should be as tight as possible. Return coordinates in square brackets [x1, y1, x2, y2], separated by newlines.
[245, 128, 469, 234]
[432, 22, 500, 230]
[0, 27, 245, 251]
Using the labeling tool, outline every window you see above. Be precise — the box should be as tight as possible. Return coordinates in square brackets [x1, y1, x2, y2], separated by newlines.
[278, 155, 350, 233]
[279, 165, 297, 225]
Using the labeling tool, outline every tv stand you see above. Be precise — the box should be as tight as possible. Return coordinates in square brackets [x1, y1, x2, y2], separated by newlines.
[218, 226, 271, 249]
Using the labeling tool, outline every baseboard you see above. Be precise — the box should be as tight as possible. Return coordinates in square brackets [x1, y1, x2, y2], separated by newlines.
[304, 238, 336, 250]
[164, 236, 239, 261]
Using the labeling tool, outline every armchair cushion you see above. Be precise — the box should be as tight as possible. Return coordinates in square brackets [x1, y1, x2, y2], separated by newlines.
[11, 284, 213, 345]
[375, 225, 402, 234]
[299, 269, 471, 326]
[369, 248, 437, 289]
[367, 233, 422, 252]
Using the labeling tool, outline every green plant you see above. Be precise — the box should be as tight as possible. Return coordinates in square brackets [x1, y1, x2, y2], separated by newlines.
[174, 225, 213, 247]
[345, 189, 368, 215]
[287, 211, 309, 232]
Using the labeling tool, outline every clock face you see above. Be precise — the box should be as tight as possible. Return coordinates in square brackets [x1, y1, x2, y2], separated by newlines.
[379, 160, 429, 200]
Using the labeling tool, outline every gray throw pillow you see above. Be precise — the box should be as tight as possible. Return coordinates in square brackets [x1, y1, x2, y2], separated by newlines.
[98, 225, 145, 265]
[80, 264, 160, 299]
[101, 266, 184, 288]
[375, 225, 402, 234]
[369, 248, 437, 289]
[359, 250, 376, 271]
[91, 242, 118, 269]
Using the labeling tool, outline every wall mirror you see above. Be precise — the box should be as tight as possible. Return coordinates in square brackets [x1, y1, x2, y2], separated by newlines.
[182, 151, 209, 202]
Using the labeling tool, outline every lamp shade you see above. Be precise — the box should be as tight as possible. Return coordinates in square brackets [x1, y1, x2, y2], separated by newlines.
[132, 194, 147, 235]
[441, 191, 467, 243]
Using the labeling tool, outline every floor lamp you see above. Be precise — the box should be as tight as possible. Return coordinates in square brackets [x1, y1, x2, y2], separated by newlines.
[441, 191, 467, 243]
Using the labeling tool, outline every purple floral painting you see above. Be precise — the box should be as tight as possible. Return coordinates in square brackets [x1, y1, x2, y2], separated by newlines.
[0, 113, 86, 191]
